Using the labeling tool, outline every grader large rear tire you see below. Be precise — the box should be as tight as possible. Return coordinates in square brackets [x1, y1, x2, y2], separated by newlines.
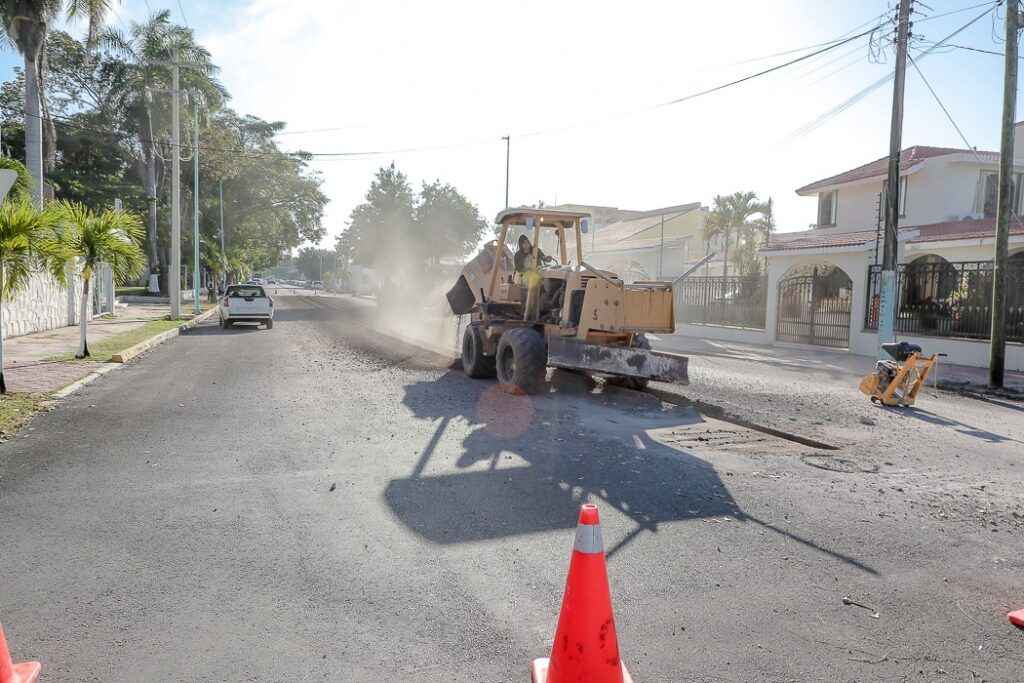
[462, 322, 496, 379]
[496, 327, 546, 394]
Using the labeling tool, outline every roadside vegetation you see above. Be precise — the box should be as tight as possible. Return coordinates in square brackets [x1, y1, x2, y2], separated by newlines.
[0, 12, 328, 290]
[0, 393, 48, 438]
[45, 317, 184, 362]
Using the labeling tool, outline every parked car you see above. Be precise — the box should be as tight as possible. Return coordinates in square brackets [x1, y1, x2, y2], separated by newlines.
[220, 284, 274, 329]
[311, 280, 324, 290]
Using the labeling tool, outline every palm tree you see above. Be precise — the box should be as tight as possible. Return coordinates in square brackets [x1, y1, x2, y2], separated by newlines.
[0, 196, 66, 392]
[0, 0, 114, 205]
[752, 197, 776, 274]
[100, 10, 226, 290]
[54, 200, 145, 358]
[703, 191, 762, 279]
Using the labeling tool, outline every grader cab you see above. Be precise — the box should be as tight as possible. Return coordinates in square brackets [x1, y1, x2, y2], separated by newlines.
[446, 209, 689, 394]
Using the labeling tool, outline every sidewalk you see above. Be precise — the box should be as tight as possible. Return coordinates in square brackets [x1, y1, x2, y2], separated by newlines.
[2, 303, 171, 394]
[651, 333, 1024, 393]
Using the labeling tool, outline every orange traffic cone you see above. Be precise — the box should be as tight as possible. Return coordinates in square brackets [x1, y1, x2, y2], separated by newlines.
[1010, 608, 1024, 628]
[532, 504, 634, 683]
[0, 623, 40, 683]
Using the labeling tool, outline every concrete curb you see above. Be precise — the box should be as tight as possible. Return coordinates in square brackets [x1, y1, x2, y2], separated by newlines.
[51, 363, 120, 399]
[52, 307, 220, 399]
[111, 307, 219, 363]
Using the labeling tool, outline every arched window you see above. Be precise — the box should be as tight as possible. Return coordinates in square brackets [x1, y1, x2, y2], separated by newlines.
[904, 254, 956, 306]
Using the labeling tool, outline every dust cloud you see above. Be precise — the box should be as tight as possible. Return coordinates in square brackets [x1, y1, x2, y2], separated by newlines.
[356, 238, 470, 359]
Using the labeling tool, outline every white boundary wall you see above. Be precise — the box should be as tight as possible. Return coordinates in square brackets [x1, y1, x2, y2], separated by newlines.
[1, 270, 89, 340]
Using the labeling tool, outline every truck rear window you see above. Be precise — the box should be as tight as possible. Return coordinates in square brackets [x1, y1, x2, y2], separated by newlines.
[227, 287, 265, 298]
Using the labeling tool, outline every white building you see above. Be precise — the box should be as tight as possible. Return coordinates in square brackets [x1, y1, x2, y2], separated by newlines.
[699, 126, 1024, 371]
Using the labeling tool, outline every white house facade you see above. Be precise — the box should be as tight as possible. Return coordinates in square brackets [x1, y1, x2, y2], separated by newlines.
[714, 126, 1024, 371]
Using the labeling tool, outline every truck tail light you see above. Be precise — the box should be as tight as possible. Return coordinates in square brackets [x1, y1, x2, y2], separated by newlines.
[223, 299, 229, 307]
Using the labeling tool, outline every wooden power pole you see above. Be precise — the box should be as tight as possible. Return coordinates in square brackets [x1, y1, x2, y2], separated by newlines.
[991, 0, 1019, 387]
[877, 0, 913, 358]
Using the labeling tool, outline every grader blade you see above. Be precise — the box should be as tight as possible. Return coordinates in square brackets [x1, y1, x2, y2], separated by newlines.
[547, 336, 689, 385]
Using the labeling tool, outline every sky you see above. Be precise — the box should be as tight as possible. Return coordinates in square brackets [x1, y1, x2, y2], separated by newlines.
[0, 0, 1017, 246]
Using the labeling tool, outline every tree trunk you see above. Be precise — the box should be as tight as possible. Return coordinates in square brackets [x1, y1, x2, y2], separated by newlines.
[145, 151, 159, 279]
[722, 234, 730, 280]
[0, 264, 6, 394]
[159, 247, 169, 294]
[38, 44, 57, 173]
[144, 115, 160, 283]
[23, 55, 44, 206]
[77, 276, 90, 358]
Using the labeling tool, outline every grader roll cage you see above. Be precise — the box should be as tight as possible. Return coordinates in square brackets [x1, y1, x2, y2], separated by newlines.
[446, 209, 690, 394]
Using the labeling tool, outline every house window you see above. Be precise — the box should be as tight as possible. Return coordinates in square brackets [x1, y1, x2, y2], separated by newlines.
[880, 176, 908, 218]
[817, 190, 837, 226]
[979, 171, 1024, 217]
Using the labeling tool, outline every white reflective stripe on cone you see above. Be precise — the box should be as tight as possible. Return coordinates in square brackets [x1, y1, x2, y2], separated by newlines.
[573, 523, 604, 554]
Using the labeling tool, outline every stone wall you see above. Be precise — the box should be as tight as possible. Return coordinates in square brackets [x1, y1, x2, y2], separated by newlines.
[1, 270, 84, 340]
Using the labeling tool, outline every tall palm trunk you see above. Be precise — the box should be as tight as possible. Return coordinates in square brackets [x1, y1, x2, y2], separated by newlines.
[0, 263, 6, 394]
[721, 232, 731, 280]
[78, 275, 90, 358]
[144, 113, 159, 282]
[23, 55, 44, 206]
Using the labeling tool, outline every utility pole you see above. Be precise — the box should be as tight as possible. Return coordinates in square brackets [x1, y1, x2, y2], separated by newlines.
[658, 213, 665, 278]
[877, 0, 912, 358]
[319, 252, 324, 280]
[170, 48, 182, 319]
[502, 135, 510, 208]
[991, 0, 1019, 387]
[193, 97, 201, 315]
[219, 180, 226, 287]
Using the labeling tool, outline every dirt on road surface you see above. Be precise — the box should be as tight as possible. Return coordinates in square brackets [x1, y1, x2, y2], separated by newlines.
[1, 292, 1022, 682]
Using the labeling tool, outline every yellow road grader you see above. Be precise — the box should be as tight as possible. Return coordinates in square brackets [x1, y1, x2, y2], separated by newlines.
[446, 209, 690, 394]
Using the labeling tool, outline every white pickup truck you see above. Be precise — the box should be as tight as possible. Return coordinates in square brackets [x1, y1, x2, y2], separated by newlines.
[220, 284, 274, 329]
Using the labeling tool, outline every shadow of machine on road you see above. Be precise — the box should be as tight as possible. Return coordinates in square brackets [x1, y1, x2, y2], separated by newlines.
[384, 370, 877, 573]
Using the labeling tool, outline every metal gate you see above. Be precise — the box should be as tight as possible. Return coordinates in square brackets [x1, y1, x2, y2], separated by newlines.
[776, 270, 852, 348]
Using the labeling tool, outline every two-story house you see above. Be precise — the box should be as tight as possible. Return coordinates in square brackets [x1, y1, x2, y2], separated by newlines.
[553, 202, 714, 281]
[757, 123, 1024, 370]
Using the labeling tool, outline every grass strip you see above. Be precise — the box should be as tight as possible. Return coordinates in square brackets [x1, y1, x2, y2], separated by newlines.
[0, 394, 49, 437]
[45, 318, 185, 362]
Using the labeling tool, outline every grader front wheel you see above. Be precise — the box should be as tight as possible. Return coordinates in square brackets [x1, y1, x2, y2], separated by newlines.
[462, 322, 496, 378]
[496, 328, 546, 394]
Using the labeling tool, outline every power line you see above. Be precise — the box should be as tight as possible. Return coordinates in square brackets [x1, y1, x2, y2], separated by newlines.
[917, 40, 1017, 57]
[786, 3, 999, 142]
[176, 0, 189, 28]
[22, 110, 325, 161]
[907, 52, 977, 154]
[110, 6, 130, 33]
[695, 8, 892, 72]
[908, 50, 1024, 230]
[22, 8, 992, 162]
[515, 24, 883, 141]
[273, 124, 365, 136]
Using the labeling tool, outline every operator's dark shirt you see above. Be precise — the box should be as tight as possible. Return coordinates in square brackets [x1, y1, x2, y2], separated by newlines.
[514, 248, 547, 274]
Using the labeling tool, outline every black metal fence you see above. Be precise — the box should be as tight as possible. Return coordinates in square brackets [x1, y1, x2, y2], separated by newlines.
[864, 260, 1024, 343]
[675, 275, 768, 330]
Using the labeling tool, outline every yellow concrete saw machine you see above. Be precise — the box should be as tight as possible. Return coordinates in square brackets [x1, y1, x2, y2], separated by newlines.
[859, 341, 942, 407]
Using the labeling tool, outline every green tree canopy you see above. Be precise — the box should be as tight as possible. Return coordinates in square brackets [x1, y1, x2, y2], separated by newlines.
[0, 20, 329, 289]
[340, 164, 485, 277]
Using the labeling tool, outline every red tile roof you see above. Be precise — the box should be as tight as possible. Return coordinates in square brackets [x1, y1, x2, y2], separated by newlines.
[761, 216, 1024, 253]
[795, 146, 995, 195]
[760, 228, 881, 252]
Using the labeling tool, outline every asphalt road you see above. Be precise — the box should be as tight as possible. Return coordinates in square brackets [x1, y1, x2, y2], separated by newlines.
[1, 293, 1023, 682]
